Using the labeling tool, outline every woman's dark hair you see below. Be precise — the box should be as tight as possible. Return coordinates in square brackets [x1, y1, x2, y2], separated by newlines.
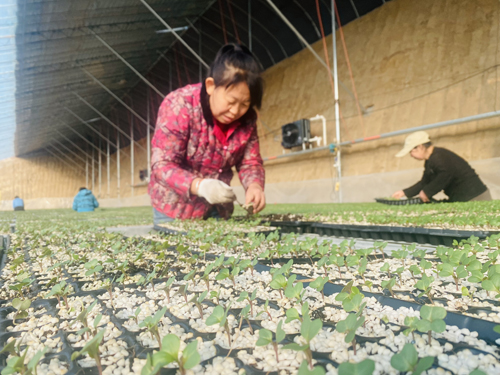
[209, 44, 263, 109]
[201, 44, 263, 127]
[422, 142, 432, 148]
[79, 187, 86, 191]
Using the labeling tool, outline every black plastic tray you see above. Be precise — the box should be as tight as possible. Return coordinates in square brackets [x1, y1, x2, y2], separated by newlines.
[375, 197, 424, 205]
[267, 221, 499, 246]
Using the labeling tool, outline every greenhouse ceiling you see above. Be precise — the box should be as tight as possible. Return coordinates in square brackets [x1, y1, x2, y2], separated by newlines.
[5, 0, 388, 159]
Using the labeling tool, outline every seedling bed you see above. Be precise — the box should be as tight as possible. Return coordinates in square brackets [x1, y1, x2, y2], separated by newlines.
[2, 222, 500, 375]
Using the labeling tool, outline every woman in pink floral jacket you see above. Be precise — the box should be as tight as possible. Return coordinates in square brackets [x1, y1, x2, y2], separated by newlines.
[149, 44, 266, 223]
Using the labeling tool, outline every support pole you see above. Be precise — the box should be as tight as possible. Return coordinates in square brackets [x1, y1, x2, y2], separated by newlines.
[332, 0, 342, 203]
[60, 123, 109, 159]
[130, 109, 135, 198]
[265, 0, 367, 113]
[107, 130, 110, 198]
[89, 29, 165, 98]
[48, 145, 84, 171]
[117, 129, 121, 199]
[91, 146, 95, 192]
[53, 139, 87, 165]
[140, 0, 209, 69]
[248, 0, 252, 51]
[98, 132, 102, 197]
[86, 149, 89, 187]
[147, 89, 151, 179]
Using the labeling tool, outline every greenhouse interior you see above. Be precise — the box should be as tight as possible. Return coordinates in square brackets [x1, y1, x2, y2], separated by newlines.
[1, 0, 500, 374]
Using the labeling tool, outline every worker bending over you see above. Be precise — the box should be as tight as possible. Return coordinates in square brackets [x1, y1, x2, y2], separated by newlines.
[392, 131, 490, 202]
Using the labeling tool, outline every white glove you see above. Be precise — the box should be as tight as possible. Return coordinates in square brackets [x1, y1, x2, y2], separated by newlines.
[197, 179, 236, 204]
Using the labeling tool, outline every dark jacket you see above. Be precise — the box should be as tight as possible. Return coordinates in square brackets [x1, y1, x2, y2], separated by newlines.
[72, 189, 99, 212]
[403, 147, 487, 202]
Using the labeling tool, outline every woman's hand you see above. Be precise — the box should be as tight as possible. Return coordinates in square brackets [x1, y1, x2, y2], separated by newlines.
[418, 190, 430, 202]
[246, 183, 265, 213]
[392, 190, 406, 199]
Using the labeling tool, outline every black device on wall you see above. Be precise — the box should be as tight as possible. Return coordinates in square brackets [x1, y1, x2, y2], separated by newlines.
[281, 119, 311, 149]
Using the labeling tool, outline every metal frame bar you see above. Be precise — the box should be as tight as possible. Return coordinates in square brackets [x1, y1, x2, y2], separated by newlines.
[73, 92, 147, 152]
[79, 67, 154, 131]
[45, 147, 80, 173]
[47, 145, 85, 172]
[89, 28, 165, 98]
[333, 0, 342, 202]
[265, 0, 367, 113]
[140, 0, 209, 70]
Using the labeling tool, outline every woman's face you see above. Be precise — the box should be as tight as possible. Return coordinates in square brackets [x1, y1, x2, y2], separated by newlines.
[410, 144, 426, 160]
[206, 78, 251, 125]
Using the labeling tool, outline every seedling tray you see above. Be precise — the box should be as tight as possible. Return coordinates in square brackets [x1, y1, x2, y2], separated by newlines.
[267, 221, 499, 246]
[375, 197, 425, 205]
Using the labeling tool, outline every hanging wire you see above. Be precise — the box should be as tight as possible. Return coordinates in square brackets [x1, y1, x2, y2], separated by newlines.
[333, 0, 366, 137]
[226, 0, 241, 44]
[218, 0, 229, 44]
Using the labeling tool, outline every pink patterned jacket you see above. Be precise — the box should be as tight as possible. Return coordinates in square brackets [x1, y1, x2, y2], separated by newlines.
[148, 83, 265, 220]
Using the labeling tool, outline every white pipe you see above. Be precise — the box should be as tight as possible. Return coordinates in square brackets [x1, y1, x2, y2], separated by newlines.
[309, 114, 327, 146]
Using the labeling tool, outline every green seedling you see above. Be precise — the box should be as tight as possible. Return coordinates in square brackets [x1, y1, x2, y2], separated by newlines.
[177, 285, 189, 304]
[71, 300, 98, 340]
[189, 291, 208, 319]
[373, 241, 387, 260]
[101, 278, 115, 307]
[270, 273, 290, 299]
[46, 280, 71, 308]
[415, 274, 435, 304]
[132, 307, 141, 325]
[256, 299, 273, 320]
[416, 305, 447, 345]
[201, 263, 215, 293]
[363, 280, 373, 292]
[141, 334, 200, 375]
[84, 259, 103, 280]
[1, 344, 47, 375]
[390, 343, 434, 375]
[409, 264, 422, 280]
[358, 257, 368, 281]
[236, 290, 257, 316]
[238, 305, 254, 334]
[336, 313, 365, 355]
[285, 279, 306, 306]
[297, 360, 326, 375]
[206, 303, 232, 346]
[403, 316, 420, 341]
[209, 289, 222, 305]
[392, 248, 409, 267]
[161, 277, 175, 303]
[328, 254, 345, 278]
[139, 306, 168, 349]
[420, 259, 433, 277]
[481, 265, 500, 299]
[9, 271, 33, 298]
[256, 320, 286, 363]
[238, 257, 258, 277]
[11, 298, 31, 324]
[138, 270, 157, 291]
[283, 313, 323, 369]
[71, 329, 106, 375]
[381, 278, 396, 298]
[183, 270, 196, 290]
[469, 370, 487, 375]
[338, 359, 375, 375]
[285, 302, 310, 324]
[310, 276, 329, 301]
[77, 313, 103, 338]
[380, 262, 391, 277]
[336, 283, 366, 316]
[215, 266, 240, 288]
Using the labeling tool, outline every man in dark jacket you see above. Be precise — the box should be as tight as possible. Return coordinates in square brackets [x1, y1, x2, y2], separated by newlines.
[72, 188, 99, 212]
[392, 131, 490, 202]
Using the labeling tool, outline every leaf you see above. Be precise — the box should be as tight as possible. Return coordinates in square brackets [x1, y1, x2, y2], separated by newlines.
[282, 343, 308, 351]
[160, 334, 180, 363]
[430, 320, 446, 333]
[237, 292, 249, 302]
[420, 305, 447, 321]
[276, 320, 286, 343]
[285, 308, 301, 323]
[297, 360, 326, 375]
[390, 343, 417, 371]
[338, 359, 375, 375]
[27, 347, 48, 371]
[256, 329, 272, 346]
[416, 320, 431, 333]
[182, 340, 200, 370]
[301, 316, 322, 343]
[93, 314, 103, 328]
[11, 298, 22, 310]
[494, 325, 500, 334]
[413, 356, 435, 375]
[205, 305, 224, 326]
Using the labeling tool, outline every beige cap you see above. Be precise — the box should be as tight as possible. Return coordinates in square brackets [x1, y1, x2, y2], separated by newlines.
[395, 131, 431, 157]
